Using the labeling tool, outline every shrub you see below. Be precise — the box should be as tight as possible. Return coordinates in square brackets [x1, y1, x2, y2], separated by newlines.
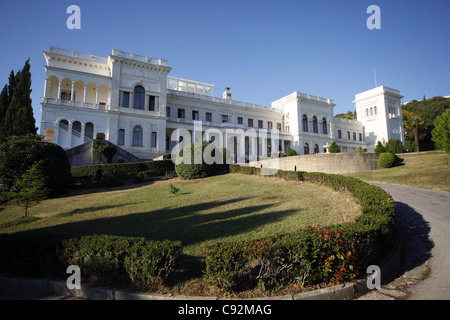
[175, 142, 225, 180]
[0, 135, 71, 199]
[385, 139, 404, 154]
[378, 152, 396, 168]
[70, 159, 175, 187]
[0, 234, 182, 291]
[374, 141, 386, 153]
[286, 147, 297, 157]
[328, 141, 341, 153]
[204, 164, 396, 292]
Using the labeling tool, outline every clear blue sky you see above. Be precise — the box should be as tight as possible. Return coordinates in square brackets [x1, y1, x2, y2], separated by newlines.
[1, 0, 449, 131]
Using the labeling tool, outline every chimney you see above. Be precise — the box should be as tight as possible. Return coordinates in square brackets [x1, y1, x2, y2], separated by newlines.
[223, 87, 232, 100]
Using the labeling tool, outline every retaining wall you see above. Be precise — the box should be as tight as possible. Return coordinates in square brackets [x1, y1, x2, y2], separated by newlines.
[249, 152, 379, 174]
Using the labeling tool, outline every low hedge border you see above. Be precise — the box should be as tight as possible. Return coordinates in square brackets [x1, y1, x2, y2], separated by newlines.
[0, 234, 182, 292]
[70, 159, 175, 187]
[204, 165, 396, 292]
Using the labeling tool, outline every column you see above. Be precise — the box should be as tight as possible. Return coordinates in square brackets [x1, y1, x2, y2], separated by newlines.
[43, 78, 48, 100]
[70, 82, 75, 102]
[83, 85, 87, 105]
[95, 86, 99, 108]
[57, 79, 62, 102]
[68, 122, 73, 149]
[80, 124, 86, 143]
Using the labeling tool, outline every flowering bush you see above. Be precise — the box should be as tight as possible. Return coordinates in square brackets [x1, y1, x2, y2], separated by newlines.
[204, 165, 396, 292]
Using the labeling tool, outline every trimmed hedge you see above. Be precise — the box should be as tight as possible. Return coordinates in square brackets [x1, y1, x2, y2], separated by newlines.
[204, 165, 396, 292]
[175, 142, 228, 180]
[0, 234, 182, 291]
[70, 159, 175, 187]
[378, 152, 396, 168]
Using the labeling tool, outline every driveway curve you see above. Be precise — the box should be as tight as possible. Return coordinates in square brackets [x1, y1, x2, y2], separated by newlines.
[367, 182, 450, 300]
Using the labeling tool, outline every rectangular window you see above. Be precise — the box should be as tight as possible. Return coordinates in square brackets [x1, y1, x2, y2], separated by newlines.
[192, 110, 199, 120]
[120, 91, 130, 108]
[178, 108, 185, 119]
[149, 96, 156, 111]
[248, 118, 253, 127]
[359, 133, 362, 141]
[338, 130, 342, 139]
[347, 131, 351, 140]
[237, 117, 243, 125]
[277, 123, 281, 131]
[206, 112, 212, 122]
[353, 132, 357, 140]
[285, 126, 290, 132]
[151, 132, 157, 148]
[268, 121, 273, 129]
[166, 107, 170, 117]
[258, 120, 263, 129]
[118, 129, 125, 146]
[222, 115, 229, 123]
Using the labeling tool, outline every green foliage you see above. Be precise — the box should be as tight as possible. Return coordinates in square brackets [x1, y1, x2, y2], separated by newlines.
[286, 147, 297, 157]
[169, 183, 179, 195]
[70, 159, 175, 187]
[403, 96, 450, 150]
[335, 111, 356, 120]
[328, 141, 341, 153]
[0, 59, 37, 142]
[0, 234, 182, 291]
[431, 109, 450, 154]
[175, 142, 227, 180]
[93, 140, 117, 164]
[204, 165, 396, 292]
[385, 139, 402, 154]
[8, 161, 48, 217]
[385, 139, 404, 154]
[374, 141, 386, 153]
[378, 152, 396, 168]
[0, 135, 71, 199]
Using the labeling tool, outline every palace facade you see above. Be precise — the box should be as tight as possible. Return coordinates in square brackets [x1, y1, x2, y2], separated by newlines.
[40, 47, 405, 161]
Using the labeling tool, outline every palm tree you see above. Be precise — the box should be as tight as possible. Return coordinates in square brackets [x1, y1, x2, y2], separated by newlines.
[402, 110, 424, 152]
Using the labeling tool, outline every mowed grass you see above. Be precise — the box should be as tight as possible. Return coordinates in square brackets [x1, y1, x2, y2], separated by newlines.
[346, 151, 450, 192]
[0, 174, 361, 257]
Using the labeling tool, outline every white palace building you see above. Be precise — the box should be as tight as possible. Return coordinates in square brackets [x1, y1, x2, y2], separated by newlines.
[40, 47, 405, 162]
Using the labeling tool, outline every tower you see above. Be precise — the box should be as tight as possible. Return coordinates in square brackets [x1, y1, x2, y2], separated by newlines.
[354, 86, 404, 151]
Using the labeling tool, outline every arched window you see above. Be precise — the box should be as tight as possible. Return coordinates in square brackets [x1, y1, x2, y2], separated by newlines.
[314, 144, 320, 154]
[312, 116, 318, 133]
[134, 85, 145, 110]
[322, 118, 327, 135]
[374, 106, 377, 115]
[133, 126, 143, 146]
[304, 143, 310, 155]
[302, 115, 308, 132]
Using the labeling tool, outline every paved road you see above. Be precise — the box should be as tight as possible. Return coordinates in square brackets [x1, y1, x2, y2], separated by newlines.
[363, 182, 450, 300]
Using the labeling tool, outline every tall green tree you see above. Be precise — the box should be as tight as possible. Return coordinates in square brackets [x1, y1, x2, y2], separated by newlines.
[0, 85, 8, 139]
[402, 96, 450, 150]
[402, 110, 424, 152]
[431, 109, 450, 154]
[3, 59, 37, 138]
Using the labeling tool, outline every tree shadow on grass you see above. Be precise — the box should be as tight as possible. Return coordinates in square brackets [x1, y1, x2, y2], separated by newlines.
[8, 197, 299, 282]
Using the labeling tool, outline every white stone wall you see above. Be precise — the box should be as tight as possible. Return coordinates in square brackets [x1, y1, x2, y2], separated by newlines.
[40, 47, 401, 161]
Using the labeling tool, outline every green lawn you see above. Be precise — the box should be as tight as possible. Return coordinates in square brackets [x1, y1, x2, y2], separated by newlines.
[346, 151, 450, 192]
[0, 173, 361, 257]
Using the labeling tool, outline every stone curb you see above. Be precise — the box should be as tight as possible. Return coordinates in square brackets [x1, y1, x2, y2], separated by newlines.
[0, 231, 404, 301]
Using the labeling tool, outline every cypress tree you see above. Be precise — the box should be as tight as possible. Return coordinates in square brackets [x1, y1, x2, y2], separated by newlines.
[4, 59, 37, 138]
[0, 85, 8, 140]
